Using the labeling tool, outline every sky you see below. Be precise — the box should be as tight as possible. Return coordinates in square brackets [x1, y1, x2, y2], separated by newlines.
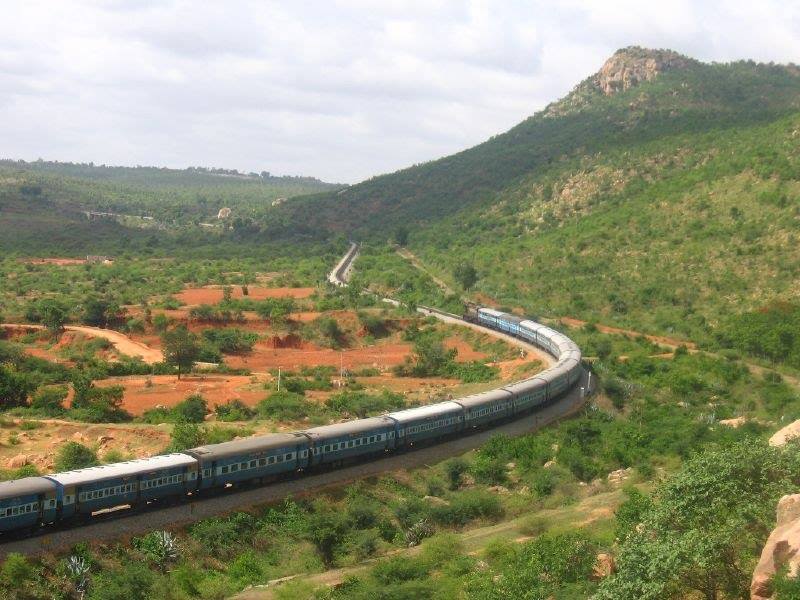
[1, 1, 798, 183]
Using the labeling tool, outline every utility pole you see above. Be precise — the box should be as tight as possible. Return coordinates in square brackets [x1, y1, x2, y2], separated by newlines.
[277, 366, 281, 392]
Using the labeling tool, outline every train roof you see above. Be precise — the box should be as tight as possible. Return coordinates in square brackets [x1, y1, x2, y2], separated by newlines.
[304, 416, 395, 440]
[387, 401, 463, 423]
[478, 307, 504, 317]
[45, 454, 197, 487]
[454, 388, 512, 409]
[0, 477, 57, 500]
[188, 432, 306, 461]
[502, 376, 548, 395]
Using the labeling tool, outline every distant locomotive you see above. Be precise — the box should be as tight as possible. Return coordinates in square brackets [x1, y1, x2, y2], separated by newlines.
[0, 307, 582, 536]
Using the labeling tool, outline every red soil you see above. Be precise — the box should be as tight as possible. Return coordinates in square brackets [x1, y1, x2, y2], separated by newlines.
[174, 286, 315, 306]
[224, 341, 415, 372]
[94, 374, 267, 416]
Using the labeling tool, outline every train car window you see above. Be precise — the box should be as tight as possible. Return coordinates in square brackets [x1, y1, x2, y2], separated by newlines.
[259, 458, 267, 466]
[285, 453, 292, 460]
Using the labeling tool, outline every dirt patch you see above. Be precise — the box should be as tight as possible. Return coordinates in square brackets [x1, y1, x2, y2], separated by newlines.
[94, 374, 268, 416]
[444, 337, 488, 362]
[225, 341, 415, 372]
[174, 286, 315, 306]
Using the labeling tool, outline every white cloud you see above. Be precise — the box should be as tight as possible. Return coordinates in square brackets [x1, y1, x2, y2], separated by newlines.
[0, 0, 797, 183]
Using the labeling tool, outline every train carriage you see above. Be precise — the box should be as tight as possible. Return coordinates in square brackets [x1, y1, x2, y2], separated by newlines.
[387, 401, 464, 447]
[45, 454, 198, 519]
[0, 478, 58, 533]
[303, 417, 396, 466]
[187, 433, 309, 490]
[503, 377, 548, 414]
[456, 388, 514, 428]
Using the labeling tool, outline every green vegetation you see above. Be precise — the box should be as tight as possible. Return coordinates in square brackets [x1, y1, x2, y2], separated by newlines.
[54, 441, 99, 471]
[161, 326, 200, 378]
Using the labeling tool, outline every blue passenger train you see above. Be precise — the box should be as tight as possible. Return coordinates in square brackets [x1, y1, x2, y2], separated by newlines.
[0, 307, 582, 536]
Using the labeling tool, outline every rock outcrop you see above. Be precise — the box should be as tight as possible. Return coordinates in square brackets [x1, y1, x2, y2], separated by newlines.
[752, 494, 800, 599]
[593, 47, 695, 96]
[770, 420, 800, 447]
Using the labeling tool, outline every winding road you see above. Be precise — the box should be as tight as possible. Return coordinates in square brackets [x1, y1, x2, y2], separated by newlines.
[1, 323, 163, 364]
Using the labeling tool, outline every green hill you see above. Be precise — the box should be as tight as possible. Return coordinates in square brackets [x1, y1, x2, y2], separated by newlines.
[0, 159, 342, 225]
[282, 47, 800, 343]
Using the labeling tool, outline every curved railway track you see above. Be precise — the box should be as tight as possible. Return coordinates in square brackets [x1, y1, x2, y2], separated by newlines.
[0, 244, 591, 557]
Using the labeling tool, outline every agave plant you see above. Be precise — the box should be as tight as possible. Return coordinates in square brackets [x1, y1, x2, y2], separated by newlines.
[65, 555, 90, 599]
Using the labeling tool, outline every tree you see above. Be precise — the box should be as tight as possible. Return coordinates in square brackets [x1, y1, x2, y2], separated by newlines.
[597, 439, 800, 600]
[81, 296, 122, 328]
[38, 299, 69, 334]
[394, 226, 410, 247]
[453, 262, 478, 290]
[55, 442, 98, 471]
[162, 326, 200, 379]
[152, 313, 169, 333]
[0, 365, 33, 409]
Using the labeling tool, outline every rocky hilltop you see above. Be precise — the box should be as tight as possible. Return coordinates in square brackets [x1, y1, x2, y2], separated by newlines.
[592, 46, 696, 95]
[545, 46, 697, 117]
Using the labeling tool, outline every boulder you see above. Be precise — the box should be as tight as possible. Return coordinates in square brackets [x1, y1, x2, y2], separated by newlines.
[770, 420, 800, 447]
[543, 460, 556, 469]
[7, 454, 28, 469]
[751, 494, 800, 599]
[720, 416, 746, 428]
[487, 485, 510, 495]
[96, 435, 113, 445]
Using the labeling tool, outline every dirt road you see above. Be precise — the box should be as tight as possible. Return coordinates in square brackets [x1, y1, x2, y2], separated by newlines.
[1, 323, 163, 364]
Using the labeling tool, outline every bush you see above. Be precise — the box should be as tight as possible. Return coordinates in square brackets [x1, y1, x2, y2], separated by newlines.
[257, 390, 318, 421]
[372, 556, 430, 585]
[173, 394, 207, 423]
[470, 456, 508, 485]
[86, 561, 155, 600]
[201, 328, 258, 354]
[215, 399, 256, 421]
[325, 389, 404, 418]
[443, 458, 469, 490]
[55, 442, 98, 472]
[429, 490, 503, 526]
[0, 553, 34, 588]
[30, 385, 68, 416]
[167, 423, 204, 452]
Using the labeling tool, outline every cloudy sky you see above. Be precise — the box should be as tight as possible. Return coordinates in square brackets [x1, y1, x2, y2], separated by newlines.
[1, 1, 798, 183]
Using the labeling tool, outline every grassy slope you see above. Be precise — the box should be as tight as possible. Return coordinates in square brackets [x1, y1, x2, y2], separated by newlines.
[279, 53, 800, 342]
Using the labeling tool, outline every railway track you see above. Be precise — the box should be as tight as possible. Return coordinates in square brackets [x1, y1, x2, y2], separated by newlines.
[0, 243, 590, 557]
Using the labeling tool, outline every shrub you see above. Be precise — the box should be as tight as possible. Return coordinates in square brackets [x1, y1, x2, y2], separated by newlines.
[470, 456, 508, 485]
[30, 385, 68, 416]
[325, 389, 404, 418]
[429, 490, 503, 526]
[201, 328, 258, 354]
[443, 458, 469, 490]
[0, 553, 34, 588]
[167, 422, 204, 452]
[86, 561, 155, 600]
[257, 390, 318, 421]
[215, 399, 256, 421]
[55, 442, 98, 471]
[173, 394, 207, 423]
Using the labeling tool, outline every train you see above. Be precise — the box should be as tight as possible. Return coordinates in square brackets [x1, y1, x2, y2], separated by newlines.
[0, 306, 582, 536]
